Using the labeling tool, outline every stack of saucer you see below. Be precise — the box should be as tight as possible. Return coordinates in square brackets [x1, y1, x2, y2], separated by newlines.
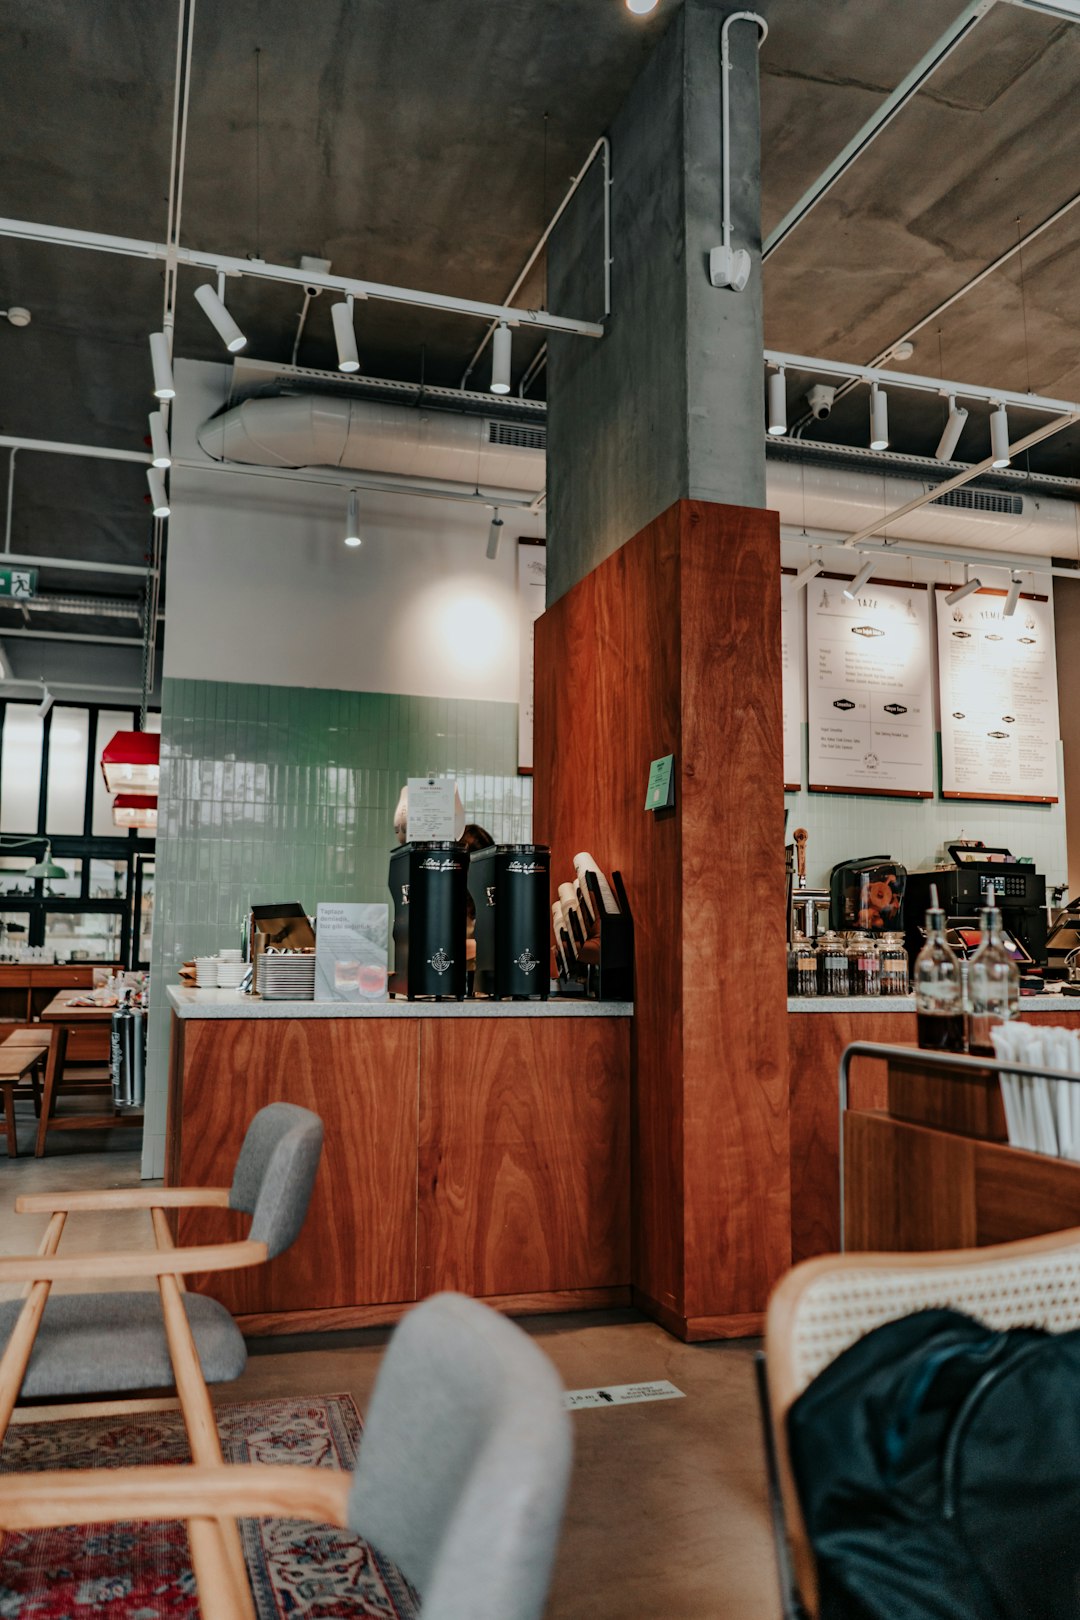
[258, 952, 316, 1001]
[216, 949, 245, 989]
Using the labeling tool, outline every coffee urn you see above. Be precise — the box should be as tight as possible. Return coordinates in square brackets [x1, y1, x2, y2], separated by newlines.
[468, 843, 551, 1000]
[389, 841, 469, 1000]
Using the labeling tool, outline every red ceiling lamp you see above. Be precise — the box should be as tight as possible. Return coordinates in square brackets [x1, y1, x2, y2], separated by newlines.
[112, 793, 158, 830]
[100, 730, 159, 792]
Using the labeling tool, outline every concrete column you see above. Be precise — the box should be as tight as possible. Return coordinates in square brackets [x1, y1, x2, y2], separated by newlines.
[545, 0, 766, 604]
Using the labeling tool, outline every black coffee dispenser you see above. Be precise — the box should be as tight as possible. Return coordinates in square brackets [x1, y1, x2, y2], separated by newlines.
[468, 843, 550, 1000]
[389, 842, 469, 1000]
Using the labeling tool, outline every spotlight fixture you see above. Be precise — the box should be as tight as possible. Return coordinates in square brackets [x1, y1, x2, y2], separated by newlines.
[1003, 572, 1022, 617]
[869, 383, 889, 451]
[149, 331, 175, 400]
[36, 686, 53, 719]
[935, 397, 969, 462]
[147, 467, 170, 518]
[331, 298, 360, 373]
[767, 368, 787, 436]
[944, 567, 982, 606]
[490, 322, 512, 394]
[626, 0, 660, 10]
[789, 554, 823, 591]
[344, 489, 361, 547]
[843, 558, 876, 601]
[486, 510, 504, 560]
[148, 410, 171, 469]
[990, 402, 1011, 469]
[194, 278, 247, 353]
[2, 307, 31, 328]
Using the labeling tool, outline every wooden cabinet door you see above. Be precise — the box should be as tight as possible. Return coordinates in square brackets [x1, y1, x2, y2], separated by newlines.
[418, 1017, 631, 1298]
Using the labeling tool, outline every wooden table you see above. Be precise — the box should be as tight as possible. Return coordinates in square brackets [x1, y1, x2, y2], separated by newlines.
[35, 994, 141, 1156]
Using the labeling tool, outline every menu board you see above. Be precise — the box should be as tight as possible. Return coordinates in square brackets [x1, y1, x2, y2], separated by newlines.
[780, 571, 805, 789]
[937, 586, 1059, 802]
[807, 575, 933, 797]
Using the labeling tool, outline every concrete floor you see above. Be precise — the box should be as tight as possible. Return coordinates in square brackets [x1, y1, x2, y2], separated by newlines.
[1, 1108, 783, 1619]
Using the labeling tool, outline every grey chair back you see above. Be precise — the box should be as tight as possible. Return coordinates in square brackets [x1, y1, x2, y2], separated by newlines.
[228, 1102, 324, 1259]
[348, 1292, 572, 1620]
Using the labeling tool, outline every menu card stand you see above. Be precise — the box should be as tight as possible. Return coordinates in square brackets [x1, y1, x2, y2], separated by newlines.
[555, 870, 634, 1002]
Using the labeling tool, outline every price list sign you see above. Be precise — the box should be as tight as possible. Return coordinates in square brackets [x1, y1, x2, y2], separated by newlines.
[937, 586, 1059, 803]
[780, 570, 805, 790]
[807, 575, 933, 797]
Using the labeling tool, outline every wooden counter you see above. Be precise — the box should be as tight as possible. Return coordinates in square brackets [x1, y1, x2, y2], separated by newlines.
[166, 995, 632, 1335]
[788, 998, 1080, 1261]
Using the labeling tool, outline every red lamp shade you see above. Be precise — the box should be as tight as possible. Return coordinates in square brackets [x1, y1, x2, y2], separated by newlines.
[112, 793, 158, 830]
[101, 730, 160, 792]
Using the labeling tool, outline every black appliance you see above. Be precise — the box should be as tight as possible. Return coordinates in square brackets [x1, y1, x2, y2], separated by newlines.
[829, 856, 907, 934]
[904, 845, 1047, 967]
[1046, 898, 1080, 977]
[467, 843, 550, 1000]
[389, 842, 469, 1000]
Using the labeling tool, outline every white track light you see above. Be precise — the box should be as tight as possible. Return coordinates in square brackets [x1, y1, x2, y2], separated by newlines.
[148, 410, 171, 469]
[490, 323, 512, 394]
[486, 510, 504, 560]
[945, 568, 982, 606]
[767, 368, 787, 436]
[194, 280, 247, 353]
[146, 467, 170, 518]
[344, 489, 361, 547]
[869, 383, 889, 451]
[331, 298, 360, 373]
[789, 555, 823, 591]
[990, 402, 1011, 468]
[1003, 573, 1022, 617]
[149, 332, 175, 400]
[935, 397, 968, 462]
[843, 558, 876, 600]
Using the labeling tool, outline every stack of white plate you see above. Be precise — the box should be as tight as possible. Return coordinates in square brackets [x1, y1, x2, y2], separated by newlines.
[258, 954, 317, 1001]
[215, 959, 246, 989]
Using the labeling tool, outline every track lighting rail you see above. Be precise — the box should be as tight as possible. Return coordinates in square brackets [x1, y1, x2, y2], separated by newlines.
[764, 350, 1080, 417]
[0, 216, 606, 341]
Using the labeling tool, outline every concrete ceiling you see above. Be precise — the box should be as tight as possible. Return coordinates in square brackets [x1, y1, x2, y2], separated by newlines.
[2, 0, 1079, 689]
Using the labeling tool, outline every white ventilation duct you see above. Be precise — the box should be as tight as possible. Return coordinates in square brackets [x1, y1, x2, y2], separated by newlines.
[197, 393, 1079, 558]
[197, 394, 547, 494]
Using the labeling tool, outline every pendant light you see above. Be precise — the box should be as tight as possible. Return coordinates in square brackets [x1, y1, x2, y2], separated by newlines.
[490, 323, 512, 394]
[101, 730, 160, 792]
[112, 794, 159, 830]
[0, 836, 69, 880]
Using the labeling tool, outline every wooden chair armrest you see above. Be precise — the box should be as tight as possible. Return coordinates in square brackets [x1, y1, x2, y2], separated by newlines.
[0, 1464, 352, 1531]
[0, 1239, 267, 1285]
[15, 1187, 232, 1215]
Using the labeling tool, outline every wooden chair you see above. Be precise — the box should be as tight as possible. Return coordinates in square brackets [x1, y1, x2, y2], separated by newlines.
[0, 1102, 324, 1620]
[761, 1226, 1080, 1619]
[0, 1035, 50, 1156]
[0, 1292, 573, 1620]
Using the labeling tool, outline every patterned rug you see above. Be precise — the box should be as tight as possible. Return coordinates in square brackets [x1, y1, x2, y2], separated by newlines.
[0, 1393, 420, 1618]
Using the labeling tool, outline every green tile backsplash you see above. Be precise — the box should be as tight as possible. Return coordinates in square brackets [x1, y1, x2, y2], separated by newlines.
[142, 677, 532, 1176]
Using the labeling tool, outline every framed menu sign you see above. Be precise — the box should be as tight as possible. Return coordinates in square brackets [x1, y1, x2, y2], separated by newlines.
[780, 569, 805, 790]
[937, 585, 1059, 803]
[807, 574, 933, 797]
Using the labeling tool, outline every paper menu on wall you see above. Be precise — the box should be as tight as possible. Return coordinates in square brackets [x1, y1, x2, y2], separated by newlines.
[937, 586, 1059, 802]
[781, 572, 805, 789]
[314, 903, 389, 1002]
[807, 576, 933, 796]
[406, 776, 458, 841]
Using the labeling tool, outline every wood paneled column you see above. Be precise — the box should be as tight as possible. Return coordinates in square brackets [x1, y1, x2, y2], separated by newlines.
[534, 498, 790, 1338]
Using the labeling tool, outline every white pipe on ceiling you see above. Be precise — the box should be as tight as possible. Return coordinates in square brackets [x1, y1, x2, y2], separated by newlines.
[0, 435, 149, 465]
[0, 628, 144, 646]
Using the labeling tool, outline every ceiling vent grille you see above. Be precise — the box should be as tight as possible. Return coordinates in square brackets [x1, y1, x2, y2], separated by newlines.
[930, 488, 1023, 516]
[487, 420, 547, 451]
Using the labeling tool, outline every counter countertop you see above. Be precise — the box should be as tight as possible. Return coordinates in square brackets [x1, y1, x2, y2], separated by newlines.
[787, 993, 1080, 1014]
[167, 984, 633, 1020]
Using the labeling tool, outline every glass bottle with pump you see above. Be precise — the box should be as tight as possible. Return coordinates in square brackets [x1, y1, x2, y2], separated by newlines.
[914, 885, 966, 1051]
[967, 885, 1020, 1057]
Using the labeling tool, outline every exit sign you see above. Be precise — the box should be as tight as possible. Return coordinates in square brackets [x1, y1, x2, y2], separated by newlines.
[0, 568, 36, 599]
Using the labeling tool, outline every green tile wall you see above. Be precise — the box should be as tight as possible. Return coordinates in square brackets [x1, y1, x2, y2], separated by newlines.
[142, 676, 531, 1176]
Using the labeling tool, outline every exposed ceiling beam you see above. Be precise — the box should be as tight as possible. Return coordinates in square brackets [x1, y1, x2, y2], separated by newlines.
[763, 0, 1001, 258]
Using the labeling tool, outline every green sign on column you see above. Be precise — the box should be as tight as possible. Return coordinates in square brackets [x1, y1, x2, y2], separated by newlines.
[0, 567, 36, 599]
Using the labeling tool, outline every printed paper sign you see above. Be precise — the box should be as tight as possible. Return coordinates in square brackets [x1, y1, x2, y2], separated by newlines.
[781, 571, 806, 789]
[315, 903, 389, 1001]
[564, 1380, 685, 1410]
[406, 776, 457, 842]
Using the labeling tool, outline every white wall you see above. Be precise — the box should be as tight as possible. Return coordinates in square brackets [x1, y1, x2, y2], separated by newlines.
[165, 360, 545, 699]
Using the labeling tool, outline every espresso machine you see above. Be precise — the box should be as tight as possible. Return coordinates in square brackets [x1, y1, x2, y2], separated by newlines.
[389, 842, 469, 1000]
[904, 845, 1047, 968]
[467, 843, 550, 1000]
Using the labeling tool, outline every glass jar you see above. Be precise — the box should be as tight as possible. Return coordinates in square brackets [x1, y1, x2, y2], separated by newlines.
[847, 931, 881, 997]
[879, 932, 909, 996]
[789, 936, 819, 998]
[816, 931, 850, 996]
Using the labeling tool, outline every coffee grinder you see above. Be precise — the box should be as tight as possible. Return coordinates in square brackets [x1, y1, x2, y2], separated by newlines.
[388, 842, 469, 1000]
[468, 843, 550, 1000]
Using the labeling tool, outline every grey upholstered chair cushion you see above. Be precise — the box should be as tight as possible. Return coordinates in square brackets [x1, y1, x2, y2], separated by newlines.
[0, 1291, 246, 1399]
[348, 1292, 572, 1620]
[229, 1101, 324, 1259]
